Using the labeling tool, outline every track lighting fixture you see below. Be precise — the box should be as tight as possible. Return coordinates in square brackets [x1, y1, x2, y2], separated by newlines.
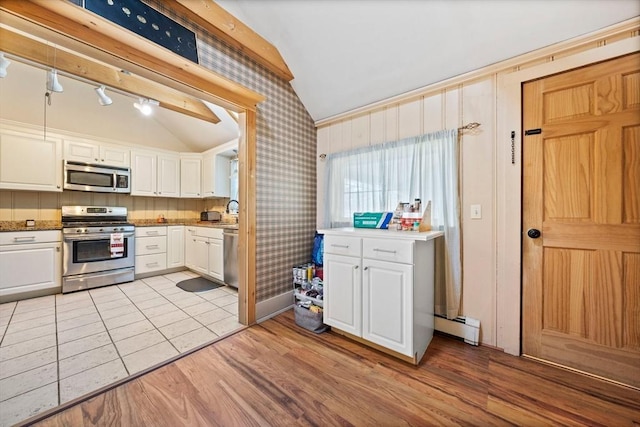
[46, 69, 63, 93]
[133, 98, 159, 116]
[95, 85, 113, 106]
[0, 52, 10, 78]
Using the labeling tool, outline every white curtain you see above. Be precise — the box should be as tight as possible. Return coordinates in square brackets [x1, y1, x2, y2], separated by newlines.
[323, 129, 461, 319]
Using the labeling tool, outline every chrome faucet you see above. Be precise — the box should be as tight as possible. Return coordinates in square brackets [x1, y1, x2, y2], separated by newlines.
[226, 199, 239, 215]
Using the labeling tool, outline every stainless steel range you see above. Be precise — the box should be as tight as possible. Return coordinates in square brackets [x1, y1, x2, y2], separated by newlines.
[62, 206, 135, 293]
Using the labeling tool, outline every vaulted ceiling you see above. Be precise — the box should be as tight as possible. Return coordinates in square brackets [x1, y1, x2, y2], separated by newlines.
[216, 0, 640, 122]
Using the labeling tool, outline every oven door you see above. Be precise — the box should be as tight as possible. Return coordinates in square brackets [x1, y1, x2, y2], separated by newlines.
[63, 232, 135, 276]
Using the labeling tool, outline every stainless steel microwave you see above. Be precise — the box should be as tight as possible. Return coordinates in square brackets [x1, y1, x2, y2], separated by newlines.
[63, 161, 131, 193]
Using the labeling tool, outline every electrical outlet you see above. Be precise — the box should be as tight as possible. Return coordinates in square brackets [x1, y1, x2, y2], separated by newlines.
[470, 204, 482, 219]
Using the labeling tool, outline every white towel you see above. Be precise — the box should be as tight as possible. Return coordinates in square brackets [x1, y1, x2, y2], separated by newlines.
[110, 233, 124, 258]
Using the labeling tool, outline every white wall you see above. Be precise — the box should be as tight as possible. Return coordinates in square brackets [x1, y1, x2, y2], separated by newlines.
[316, 18, 639, 348]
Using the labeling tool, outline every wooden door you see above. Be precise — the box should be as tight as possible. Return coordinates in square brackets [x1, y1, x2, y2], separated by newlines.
[522, 53, 640, 388]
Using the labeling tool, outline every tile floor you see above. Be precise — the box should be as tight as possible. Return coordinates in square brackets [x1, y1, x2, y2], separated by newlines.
[0, 271, 242, 427]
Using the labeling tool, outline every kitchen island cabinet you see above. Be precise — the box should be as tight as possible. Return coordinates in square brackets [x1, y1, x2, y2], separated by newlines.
[318, 227, 443, 364]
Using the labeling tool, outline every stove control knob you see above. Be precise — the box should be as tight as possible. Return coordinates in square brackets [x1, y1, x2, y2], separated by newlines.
[99, 228, 104, 232]
[76, 229, 82, 233]
[119, 228, 125, 231]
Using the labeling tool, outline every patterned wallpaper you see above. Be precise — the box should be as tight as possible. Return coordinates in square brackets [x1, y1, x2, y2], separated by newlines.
[151, 2, 318, 302]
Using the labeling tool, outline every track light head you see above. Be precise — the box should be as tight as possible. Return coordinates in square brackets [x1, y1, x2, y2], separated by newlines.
[46, 69, 63, 93]
[95, 85, 113, 106]
[0, 52, 10, 78]
[133, 98, 159, 116]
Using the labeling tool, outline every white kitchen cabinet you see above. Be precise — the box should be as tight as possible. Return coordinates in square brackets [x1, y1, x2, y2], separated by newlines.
[135, 226, 167, 274]
[167, 225, 185, 269]
[319, 228, 443, 364]
[0, 128, 63, 192]
[202, 152, 230, 198]
[207, 237, 224, 281]
[184, 226, 224, 282]
[0, 230, 62, 302]
[131, 150, 180, 197]
[192, 236, 209, 275]
[157, 154, 180, 197]
[362, 258, 413, 355]
[323, 253, 362, 336]
[64, 139, 129, 167]
[180, 155, 202, 198]
[185, 227, 197, 269]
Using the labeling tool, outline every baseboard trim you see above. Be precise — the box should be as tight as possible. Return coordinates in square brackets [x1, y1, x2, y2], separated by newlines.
[256, 291, 294, 323]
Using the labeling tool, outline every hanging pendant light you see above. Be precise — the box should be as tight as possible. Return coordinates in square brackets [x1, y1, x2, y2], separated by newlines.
[46, 69, 63, 93]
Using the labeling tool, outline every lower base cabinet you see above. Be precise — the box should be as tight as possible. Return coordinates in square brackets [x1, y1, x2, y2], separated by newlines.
[135, 226, 168, 274]
[185, 227, 224, 281]
[0, 230, 62, 301]
[319, 228, 442, 364]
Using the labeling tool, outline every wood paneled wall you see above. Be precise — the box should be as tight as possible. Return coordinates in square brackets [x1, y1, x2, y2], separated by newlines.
[317, 18, 639, 348]
[317, 78, 497, 345]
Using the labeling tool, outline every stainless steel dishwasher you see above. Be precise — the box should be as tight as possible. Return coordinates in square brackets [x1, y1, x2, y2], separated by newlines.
[223, 229, 238, 289]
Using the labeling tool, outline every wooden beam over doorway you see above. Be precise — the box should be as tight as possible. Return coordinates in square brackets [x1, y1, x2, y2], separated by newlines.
[0, 0, 265, 111]
[157, 0, 294, 82]
[0, 27, 221, 125]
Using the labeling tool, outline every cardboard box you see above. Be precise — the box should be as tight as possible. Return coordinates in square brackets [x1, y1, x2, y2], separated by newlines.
[353, 212, 393, 229]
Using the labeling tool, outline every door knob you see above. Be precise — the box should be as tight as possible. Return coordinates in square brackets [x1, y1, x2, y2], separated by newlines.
[527, 228, 541, 239]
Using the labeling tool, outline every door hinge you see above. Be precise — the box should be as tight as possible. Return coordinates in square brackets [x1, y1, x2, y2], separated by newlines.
[525, 128, 542, 135]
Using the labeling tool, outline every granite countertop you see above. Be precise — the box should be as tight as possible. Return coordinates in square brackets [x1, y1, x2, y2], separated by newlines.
[0, 219, 238, 232]
[132, 219, 239, 230]
[0, 221, 62, 232]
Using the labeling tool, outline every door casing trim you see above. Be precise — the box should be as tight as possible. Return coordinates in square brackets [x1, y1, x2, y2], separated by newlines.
[496, 36, 639, 355]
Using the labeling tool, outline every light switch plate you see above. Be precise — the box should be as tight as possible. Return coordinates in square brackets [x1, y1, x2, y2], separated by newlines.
[470, 204, 482, 219]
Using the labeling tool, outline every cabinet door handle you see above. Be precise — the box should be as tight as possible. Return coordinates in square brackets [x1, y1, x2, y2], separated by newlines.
[373, 248, 397, 254]
[332, 244, 349, 249]
[56, 246, 61, 252]
[146, 245, 159, 249]
[363, 266, 368, 271]
[354, 265, 359, 270]
[146, 262, 159, 267]
[14, 236, 36, 242]
[146, 231, 159, 235]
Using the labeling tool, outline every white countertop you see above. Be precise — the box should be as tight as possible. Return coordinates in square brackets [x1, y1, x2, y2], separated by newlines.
[317, 227, 444, 241]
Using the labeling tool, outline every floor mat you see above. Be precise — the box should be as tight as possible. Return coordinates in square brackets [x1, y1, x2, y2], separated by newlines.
[176, 277, 224, 292]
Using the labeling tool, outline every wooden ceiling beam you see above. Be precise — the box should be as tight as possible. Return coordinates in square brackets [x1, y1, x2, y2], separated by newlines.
[159, 0, 294, 82]
[0, 0, 265, 111]
[0, 27, 221, 125]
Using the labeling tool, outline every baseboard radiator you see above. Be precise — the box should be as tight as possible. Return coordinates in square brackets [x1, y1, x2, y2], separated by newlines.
[434, 315, 480, 346]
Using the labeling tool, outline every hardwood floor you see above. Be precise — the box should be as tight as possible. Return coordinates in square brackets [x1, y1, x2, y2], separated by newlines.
[31, 310, 640, 426]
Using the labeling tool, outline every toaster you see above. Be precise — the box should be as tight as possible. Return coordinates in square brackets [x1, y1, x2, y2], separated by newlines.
[200, 211, 222, 222]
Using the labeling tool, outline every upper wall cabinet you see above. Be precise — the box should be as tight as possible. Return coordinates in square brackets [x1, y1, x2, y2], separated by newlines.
[0, 127, 63, 192]
[64, 139, 130, 167]
[131, 149, 180, 197]
[180, 154, 202, 198]
[202, 152, 230, 198]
